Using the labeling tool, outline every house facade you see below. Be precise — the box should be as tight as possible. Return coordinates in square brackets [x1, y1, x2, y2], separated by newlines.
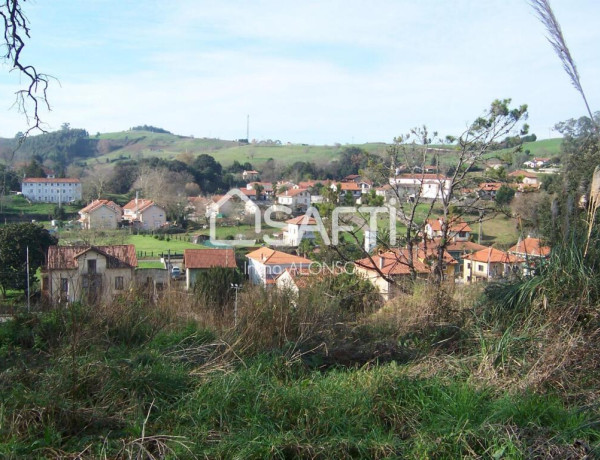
[508, 237, 551, 259]
[242, 170, 259, 181]
[277, 188, 310, 212]
[43, 245, 137, 304]
[283, 215, 317, 247]
[246, 247, 313, 286]
[424, 218, 472, 242]
[463, 247, 523, 283]
[122, 198, 167, 229]
[21, 178, 82, 203]
[389, 174, 451, 201]
[78, 199, 122, 229]
[354, 249, 430, 300]
[183, 248, 237, 290]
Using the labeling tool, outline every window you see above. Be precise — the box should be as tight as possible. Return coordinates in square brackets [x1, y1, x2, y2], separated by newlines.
[88, 259, 97, 274]
[115, 276, 124, 290]
[477, 264, 484, 272]
[467, 263, 471, 269]
[60, 278, 68, 293]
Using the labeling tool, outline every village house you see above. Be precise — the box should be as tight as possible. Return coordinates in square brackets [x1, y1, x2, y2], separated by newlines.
[424, 217, 472, 242]
[389, 174, 451, 201]
[508, 170, 540, 189]
[122, 198, 167, 229]
[283, 215, 317, 247]
[43, 245, 137, 304]
[463, 247, 523, 284]
[242, 170, 259, 181]
[375, 184, 396, 202]
[523, 157, 551, 168]
[277, 188, 311, 212]
[484, 158, 507, 171]
[354, 249, 431, 300]
[246, 247, 313, 286]
[421, 239, 487, 278]
[186, 196, 211, 222]
[205, 195, 233, 218]
[183, 248, 237, 290]
[332, 182, 363, 203]
[478, 182, 504, 200]
[246, 182, 274, 198]
[21, 177, 82, 203]
[78, 199, 122, 229]
[508, 237, 551, 259]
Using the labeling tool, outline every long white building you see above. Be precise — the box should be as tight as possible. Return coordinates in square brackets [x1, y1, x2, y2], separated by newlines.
[21, 178, 82, 203]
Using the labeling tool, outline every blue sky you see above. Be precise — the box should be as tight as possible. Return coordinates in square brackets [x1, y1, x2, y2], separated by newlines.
[0, 0, 598, 144]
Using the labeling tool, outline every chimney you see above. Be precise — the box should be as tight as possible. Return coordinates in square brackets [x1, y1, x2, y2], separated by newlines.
[379, 255, 384, 269]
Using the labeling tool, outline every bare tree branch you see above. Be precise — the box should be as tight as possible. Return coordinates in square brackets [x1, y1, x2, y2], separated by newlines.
[0, 0, 54, 135]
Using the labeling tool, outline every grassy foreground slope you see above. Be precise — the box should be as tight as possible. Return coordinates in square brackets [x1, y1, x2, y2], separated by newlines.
[1, 264, 599, 459]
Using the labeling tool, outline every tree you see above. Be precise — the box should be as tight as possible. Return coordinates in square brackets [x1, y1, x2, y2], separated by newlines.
[494, 185, 515, 206]
[334, 100, 528, 286]
[23, 159, 44, 178]
[0, 223, 57, 297]
[1, 0, 52, 133]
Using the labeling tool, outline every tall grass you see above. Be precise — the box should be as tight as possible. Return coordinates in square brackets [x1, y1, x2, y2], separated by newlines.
[0, 274, 599, 457]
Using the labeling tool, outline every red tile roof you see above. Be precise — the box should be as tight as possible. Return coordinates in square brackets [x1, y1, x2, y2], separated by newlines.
[183, 248, 237, 269]
[46, 245, 137, 270]
[508, 170, 538, 179]
[338, 182, 362, 191]
[246, 247, 312, 265]
[282, 188, 309, 197]
[508, 237, 551, 258]
[355, 249, 430, 276]
[426, 218, 472, 233]
[123, 199, 158, 212]
[22, 177, 80, 183]
[479, 182, 503, 191]
[463, 247, 523, 264]
[79, 199, 121, 214]
[286, 215, 317, 225]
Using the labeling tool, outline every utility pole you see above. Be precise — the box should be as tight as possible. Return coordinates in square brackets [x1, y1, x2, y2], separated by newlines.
[231, 283, 240, 327]
[246, 114, 249, 141]
[26, 246, 30, 312]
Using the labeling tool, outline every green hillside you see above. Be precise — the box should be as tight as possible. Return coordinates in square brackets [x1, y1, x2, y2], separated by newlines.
[0, 127, 563, 171]
[87, 131, 390, 167]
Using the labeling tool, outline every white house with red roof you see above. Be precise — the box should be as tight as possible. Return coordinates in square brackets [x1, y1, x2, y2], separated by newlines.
[424, 217, 472, 242]
[463, 247, 523, 283]
[245, 247, 313, 286]
[78, 199, 122, 229]
[508, 237, 551, 259]
[523, 157, 551, 168]
[122, 197, 166, 229]
[283, 215, 317, 246]
[277, 188, 310, 211]
[242, 170, 259, 181]
[389, 174, 451, 201]
[42, 245, 138, 304]
[508, 170, 540, 189]
[183, 248, 237, 290]
[21, 177, 82, 203]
